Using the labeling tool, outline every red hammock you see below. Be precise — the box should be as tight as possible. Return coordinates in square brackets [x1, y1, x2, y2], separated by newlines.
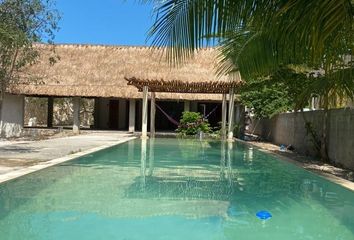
[155, 104, 219, 127]
[155, 104, 180, 126]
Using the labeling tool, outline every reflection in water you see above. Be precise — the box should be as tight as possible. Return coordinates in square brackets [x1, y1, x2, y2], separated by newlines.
[140, 139, 147, 189]
[127, 140, 135, 162]
[243, 146, 254, 164]
[0, 139, 354, 240]
[227, 142, 233, 187]
[220, 141, 226, 181]
[219, 141, 235, 185]
[148, 138, 155, 176]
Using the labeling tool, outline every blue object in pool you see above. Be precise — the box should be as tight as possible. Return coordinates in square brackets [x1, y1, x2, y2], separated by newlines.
[256, 211, 272, 220]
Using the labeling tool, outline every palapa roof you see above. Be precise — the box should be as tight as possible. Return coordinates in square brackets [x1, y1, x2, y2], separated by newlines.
[9, 44, 241, 101]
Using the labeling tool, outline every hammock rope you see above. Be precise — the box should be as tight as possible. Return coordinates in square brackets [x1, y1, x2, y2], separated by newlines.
[155, 104, 180, 126]
[204, 105, 219, 119]
[155, 104, 220, 127]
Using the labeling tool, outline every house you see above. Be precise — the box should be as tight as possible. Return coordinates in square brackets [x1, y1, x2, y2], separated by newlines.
[0, 44, 243, 138]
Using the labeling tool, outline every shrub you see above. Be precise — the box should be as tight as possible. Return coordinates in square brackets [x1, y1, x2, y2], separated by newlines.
[176, 111, 211, 136]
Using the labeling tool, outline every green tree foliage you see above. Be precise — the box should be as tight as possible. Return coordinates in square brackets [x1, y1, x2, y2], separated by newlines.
[147, 0, 353, 162]
[0, 0, 60, 129]
[241, 82, 292, 119]
[240, 67, 309, 118]
[176, 111, 211, 136]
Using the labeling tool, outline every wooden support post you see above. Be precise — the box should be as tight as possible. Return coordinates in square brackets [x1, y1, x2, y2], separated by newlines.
[141, 86, 149, 139]
[150, 92, 156, 138]
[228, 88, 235, 141]
[47, 97, 53, 128]
[129, 99, 136, 132]
[221, 93, 227, 139]
[73, 97, 81, 134]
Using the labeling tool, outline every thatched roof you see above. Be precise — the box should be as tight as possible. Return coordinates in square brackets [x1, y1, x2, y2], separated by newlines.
[8, 44, 241, 101]
[126, 77, 242, 94]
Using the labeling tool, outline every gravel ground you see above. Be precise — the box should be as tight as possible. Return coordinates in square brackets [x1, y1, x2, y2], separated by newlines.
[248, 141, 354, 183]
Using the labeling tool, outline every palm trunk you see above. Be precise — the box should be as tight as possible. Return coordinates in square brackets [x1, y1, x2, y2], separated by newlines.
[0, 90, 4, 138]
[320, 94, 330, 162]
[301, 109, 321, 155]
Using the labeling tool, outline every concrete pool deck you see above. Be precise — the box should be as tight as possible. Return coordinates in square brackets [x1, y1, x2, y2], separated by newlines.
[0, 131, 136, 183]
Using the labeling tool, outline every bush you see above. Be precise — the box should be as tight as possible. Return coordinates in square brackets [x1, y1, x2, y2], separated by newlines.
[176, 111, 211, 136]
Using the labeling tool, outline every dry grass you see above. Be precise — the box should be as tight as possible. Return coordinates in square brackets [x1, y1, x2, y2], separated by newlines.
[9, 44, 239, 101]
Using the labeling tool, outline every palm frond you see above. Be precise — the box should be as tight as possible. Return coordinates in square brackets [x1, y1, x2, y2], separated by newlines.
[149, 0, 353, 69]
[147, 0, 261, 63]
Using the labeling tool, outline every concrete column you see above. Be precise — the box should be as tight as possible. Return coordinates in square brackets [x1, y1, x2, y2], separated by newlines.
[141, 86, 149, 139]
[228, 88, 235, 141]
[73, 97, 80, 134]
[47, 97, 53, 128]
[129, 99, 136, 132]
[184, 101, 190, 112]
[221, 93, 227, 139]
[150, 92, 156, 138]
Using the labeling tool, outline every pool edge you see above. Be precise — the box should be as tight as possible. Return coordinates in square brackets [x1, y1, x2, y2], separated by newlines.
[235, 138, 354, 192]
[0, 136, 137, 184]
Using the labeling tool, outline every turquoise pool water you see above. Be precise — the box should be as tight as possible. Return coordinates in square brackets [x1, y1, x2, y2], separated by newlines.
[0, 139, 354, 240]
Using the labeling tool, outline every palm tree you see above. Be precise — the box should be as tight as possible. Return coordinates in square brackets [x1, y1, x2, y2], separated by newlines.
[148, 0, 353, 68]
[147, 0, 354, 162]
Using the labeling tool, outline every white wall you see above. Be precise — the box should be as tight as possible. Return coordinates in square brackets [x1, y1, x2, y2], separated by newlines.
[0, 94, 24, 138]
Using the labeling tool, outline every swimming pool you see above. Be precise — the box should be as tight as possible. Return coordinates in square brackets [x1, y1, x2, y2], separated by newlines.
[0, 138, 353, 240]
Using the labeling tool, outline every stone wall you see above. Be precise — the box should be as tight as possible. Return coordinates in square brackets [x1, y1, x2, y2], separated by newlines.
[249, 109, 354, 170]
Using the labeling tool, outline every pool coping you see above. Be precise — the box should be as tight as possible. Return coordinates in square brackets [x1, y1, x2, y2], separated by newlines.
[0, 136, 137, 184]
[235, 139, 354, 192]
